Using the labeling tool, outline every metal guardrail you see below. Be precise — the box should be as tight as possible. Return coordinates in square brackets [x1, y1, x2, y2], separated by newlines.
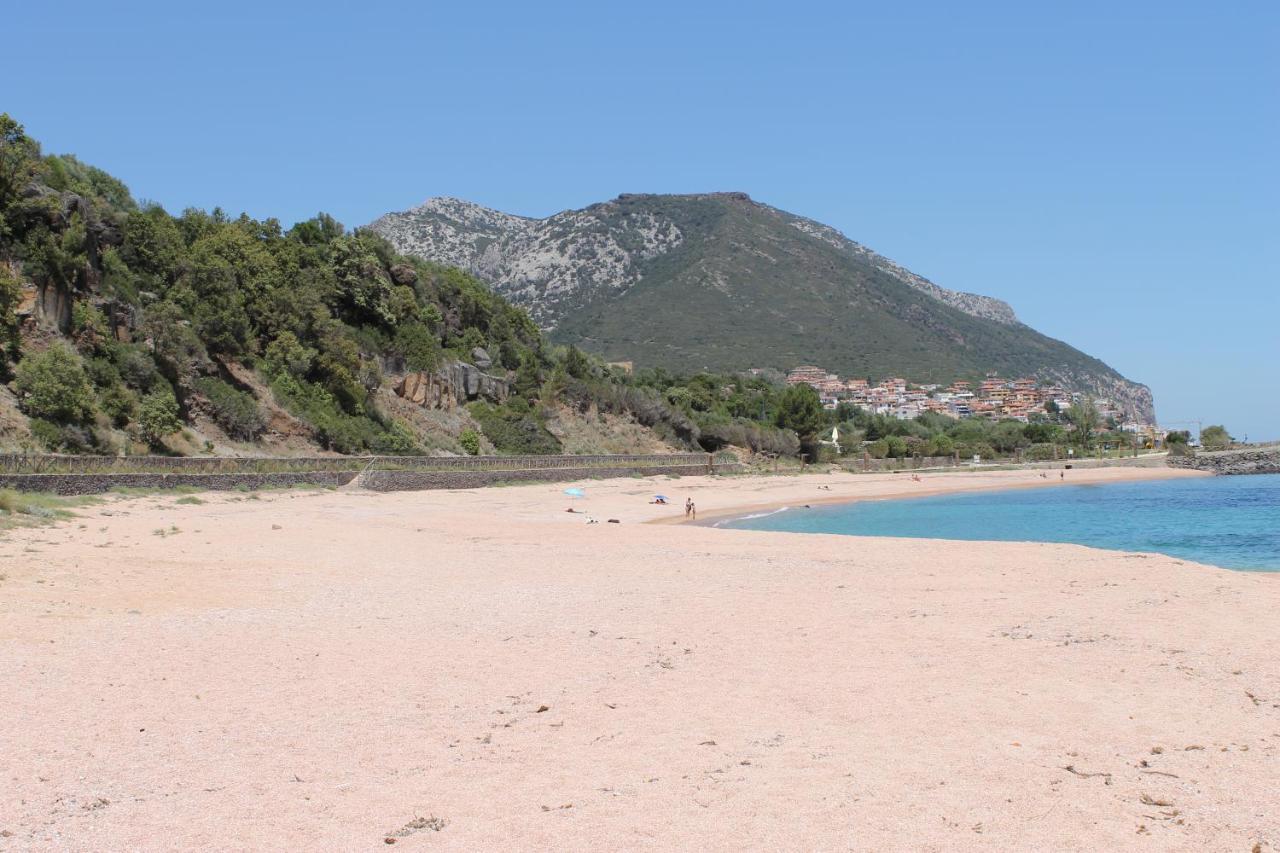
[0, 453, 713, 476]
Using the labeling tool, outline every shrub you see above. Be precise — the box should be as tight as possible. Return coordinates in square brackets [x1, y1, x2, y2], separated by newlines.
[1200, 425, 1231, 451]
[267, 371, 417, 454]
[469, 401, 561, 455]
[264, 332, 315, 380]
[926, 434, 955, 456]
[28, 417, 92, 452]
[99, 383, 137, 427]
[1025, 442, 1060, 461]
[137, 386, 183, 443]
[116, 346, 161, 391]
[458, 428, 481, 456]
[394, 322, 442, 373]
[193, 376, 267, 440]
[13, 344, 95, 423]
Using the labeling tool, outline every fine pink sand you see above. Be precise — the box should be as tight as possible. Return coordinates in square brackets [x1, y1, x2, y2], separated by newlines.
[1, 466, 1277, 851]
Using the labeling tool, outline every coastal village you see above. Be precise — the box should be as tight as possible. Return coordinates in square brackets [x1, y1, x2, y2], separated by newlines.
[779, 364, 1161, 436]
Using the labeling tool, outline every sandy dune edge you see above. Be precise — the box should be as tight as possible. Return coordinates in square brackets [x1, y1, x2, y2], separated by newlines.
[1, 466, 1276, 851]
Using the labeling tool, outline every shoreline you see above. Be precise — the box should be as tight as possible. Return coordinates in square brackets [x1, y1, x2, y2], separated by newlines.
[655, 463, 1212, 527]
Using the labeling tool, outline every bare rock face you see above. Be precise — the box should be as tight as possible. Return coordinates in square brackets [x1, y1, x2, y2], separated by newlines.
[394, 360, 509, 410]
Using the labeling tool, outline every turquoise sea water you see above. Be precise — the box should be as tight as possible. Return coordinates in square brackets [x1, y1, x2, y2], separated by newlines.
[721, 474, 1280, 571]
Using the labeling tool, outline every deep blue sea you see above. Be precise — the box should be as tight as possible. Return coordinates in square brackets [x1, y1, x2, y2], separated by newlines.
[721, 474, 1280, 571]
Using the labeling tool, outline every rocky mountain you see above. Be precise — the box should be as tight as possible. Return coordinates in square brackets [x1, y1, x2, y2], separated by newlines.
[372, 192, 1156, 421]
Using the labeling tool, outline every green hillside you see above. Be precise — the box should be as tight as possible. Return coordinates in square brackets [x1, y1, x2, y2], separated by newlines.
[371, 192, 1155, 421]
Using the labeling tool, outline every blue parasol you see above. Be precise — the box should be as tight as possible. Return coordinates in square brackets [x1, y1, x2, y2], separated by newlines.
[564, 487, 586, 498]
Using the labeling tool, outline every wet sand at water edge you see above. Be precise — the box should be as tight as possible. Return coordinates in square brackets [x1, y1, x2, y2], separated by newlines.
[1, 464, 1277, 850]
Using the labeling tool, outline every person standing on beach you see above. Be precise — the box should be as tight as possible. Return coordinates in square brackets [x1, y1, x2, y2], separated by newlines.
[685, 498, 693, 518]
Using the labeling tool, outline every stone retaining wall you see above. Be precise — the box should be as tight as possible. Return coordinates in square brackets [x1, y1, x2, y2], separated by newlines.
[1167, 447, 1280, 475]
[360, 463, 737, 492]
[0, 452, 711, 475]
[0, 461, 743, 495]
[0, 471, 356, 495]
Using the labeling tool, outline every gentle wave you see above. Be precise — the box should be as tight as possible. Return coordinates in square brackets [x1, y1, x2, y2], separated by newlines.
[713, 505, 791, 528]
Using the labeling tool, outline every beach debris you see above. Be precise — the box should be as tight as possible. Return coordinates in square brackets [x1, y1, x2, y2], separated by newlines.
[699, 740, 717, 746]
[272, 524, 282, 530]
[1140, 793, 1174, 807]
[1184, 744, 1204, 751]
[1062, 765, 1112, 784]
[1245, 690, 1262, 706]
[1150, 746, 1164, 754]
[536, 705, 549, 713]
[389, 816, 447, 837]
[1140, 770, 1180, 778]
[384, 837, 396, 844]
[607, 519, 620, 523]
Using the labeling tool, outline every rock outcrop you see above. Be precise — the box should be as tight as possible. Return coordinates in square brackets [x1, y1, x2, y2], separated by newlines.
[394, 360, 509, 410]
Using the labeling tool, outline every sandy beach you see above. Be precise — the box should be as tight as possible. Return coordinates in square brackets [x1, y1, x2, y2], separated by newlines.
[2, 465, 1277, 851]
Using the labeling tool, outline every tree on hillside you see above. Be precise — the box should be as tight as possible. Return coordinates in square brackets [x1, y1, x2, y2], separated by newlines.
[1066, 400, 1100, 448]
[13, 344, 94, 424]
[0, 262, 21, 372]
[1200, 424, 1232, 451]
[774, 384, 825, 441]
[0, 114, 42, 226]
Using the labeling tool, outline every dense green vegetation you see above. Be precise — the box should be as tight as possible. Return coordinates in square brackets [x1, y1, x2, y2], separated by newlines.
[0, 115, 1157, 462]
[0, 114, 550, 454]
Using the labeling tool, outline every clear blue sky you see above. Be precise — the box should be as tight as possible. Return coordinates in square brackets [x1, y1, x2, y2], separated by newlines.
[9, 1, 1278, 438]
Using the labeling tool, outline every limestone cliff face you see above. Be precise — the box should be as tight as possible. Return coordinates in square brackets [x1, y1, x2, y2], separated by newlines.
[370, 196, 684, 328]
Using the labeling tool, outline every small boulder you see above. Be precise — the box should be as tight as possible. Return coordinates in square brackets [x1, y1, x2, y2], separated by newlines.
[471, 347, 492, 370]
[389, 263, 418, 286]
